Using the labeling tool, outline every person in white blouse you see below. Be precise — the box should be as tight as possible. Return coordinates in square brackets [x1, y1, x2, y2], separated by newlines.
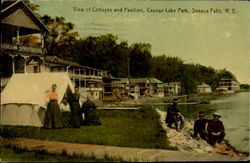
[60, 98, 71, 127]
[60, 98, 71, 112]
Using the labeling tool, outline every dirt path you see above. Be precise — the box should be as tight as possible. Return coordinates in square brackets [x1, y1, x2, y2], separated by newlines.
[2, 138, 247, 162]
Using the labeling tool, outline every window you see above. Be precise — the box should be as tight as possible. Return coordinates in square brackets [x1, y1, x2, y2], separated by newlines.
[86, 69, 90, 75]
[75, 69, 80, 74]
[75, 79, 79, 87]
[34, 66, 38, 73]
[80, 80, 85, 87]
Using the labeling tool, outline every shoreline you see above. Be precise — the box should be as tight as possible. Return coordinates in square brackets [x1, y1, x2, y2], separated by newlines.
[156, 109, 249, 158]
[98, 93, 249, 155]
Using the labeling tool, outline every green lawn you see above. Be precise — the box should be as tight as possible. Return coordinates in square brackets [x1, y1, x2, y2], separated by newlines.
[0, 107, 176, 150]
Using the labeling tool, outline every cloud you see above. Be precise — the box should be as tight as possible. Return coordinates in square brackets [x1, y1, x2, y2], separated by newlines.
[82, 27, 110, 31]
[88, 22, 110, 27]
[113, 15, 147, 23]
[161, 13, 238, 28]
[224, 31, 231, 39]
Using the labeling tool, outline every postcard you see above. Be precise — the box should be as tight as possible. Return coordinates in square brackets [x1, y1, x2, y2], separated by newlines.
[0, 0, 249, 162]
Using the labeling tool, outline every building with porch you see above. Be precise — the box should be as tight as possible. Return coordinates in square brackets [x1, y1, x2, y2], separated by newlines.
[169, 82, 181, 96]
[1, 0, 104, 100]
[43, 56, 103, 100]
[148, 78, 164, 97]
[1, 0, 48, 78]
[112, 78, 130, 99]
[130, 78, 150, 96]
[129, 78, 163, 97]
[102, 72, 119, 100]
[216, 78, 240, 94]
[197, 82, 212, 94]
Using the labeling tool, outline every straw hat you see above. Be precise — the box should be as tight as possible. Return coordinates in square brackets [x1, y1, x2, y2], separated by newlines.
[213, 112, 221, 117]
[198, 111, 205, 116]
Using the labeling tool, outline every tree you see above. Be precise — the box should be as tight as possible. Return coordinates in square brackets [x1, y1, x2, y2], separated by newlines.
[41, 15, 79, 58]
[152, 55, 183, 82]
[129, 43, 153, 78]
[23, 0, 39, 11]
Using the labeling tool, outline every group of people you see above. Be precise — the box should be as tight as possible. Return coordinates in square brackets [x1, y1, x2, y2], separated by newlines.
[194, 111, 225, 146]
[44, 84, 101, 129]
[165, 98, 225, 146]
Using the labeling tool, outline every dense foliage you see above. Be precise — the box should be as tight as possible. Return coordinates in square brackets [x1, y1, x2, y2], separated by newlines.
[25, 1, 236, 94]
[41, 22, 235, 93]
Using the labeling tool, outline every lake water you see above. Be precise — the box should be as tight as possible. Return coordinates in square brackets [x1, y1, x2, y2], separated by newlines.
[178, 92, 249, 153]
[155, 92, 249, 152]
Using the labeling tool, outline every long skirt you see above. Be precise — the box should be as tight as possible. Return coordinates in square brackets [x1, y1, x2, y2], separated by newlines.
[70, 102, 82, 128]
[84, 108, 101, 126]
[62, 112, 72, 128]
[44, 100, 65, 129]
[206, 132, 225, 146]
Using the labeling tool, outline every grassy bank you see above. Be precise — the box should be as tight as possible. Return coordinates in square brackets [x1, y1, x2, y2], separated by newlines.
[0, 108, 176, 150]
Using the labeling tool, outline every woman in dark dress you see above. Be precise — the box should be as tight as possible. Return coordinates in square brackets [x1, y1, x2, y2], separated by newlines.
[70, 86, 82, 128]
[44, 84, 65, 129]
[81, 96, 101, 126]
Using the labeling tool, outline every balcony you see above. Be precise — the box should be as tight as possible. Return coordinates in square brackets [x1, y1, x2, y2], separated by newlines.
[69, 73, 102, 80]
[2, 43, 43, 54]
[81, 87, 103, 91]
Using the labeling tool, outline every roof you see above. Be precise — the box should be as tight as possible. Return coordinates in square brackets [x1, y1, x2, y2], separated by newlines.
[130, 78, 150, 84]
[1, 0, 49, 33]
[45, 56, 81, 66]
[130, 78, 163, 84]
[44, 56, 103, 71]
[197, 82, 211, 88]
[102, 71, 119, 80]
[148, 78, 163, 84]
[169, 82, 181, 85]
[1, 72, 74, 108]
[112, 78, 129, 84]
[160, 83, 174, 88]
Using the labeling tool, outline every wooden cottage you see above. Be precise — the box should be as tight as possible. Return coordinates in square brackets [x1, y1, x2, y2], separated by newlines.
[197, 82, 212, 94]
[1, 0, 48, 77]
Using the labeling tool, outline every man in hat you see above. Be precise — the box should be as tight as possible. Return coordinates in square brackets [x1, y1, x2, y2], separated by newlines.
[193, 111, 208, 140]
[165, 98, 183, 131]
[205, 112, 225, 146]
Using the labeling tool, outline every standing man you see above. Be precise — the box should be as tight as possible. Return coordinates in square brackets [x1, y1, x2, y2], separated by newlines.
[205, 112, 225, 146]
[165, 98, 183, 131]
[81, 96, 101, 126]
[69, 86, 82, 128]
[193, 111, 208, 140]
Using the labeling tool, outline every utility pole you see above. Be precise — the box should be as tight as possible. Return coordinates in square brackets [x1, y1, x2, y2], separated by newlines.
[128, 53, 130, 84]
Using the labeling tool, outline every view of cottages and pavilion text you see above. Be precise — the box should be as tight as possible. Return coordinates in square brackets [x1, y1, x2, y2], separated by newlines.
[0, 0, 249, 162]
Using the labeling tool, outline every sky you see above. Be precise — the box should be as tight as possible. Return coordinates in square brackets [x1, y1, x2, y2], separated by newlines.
[33, 0, 249, 84]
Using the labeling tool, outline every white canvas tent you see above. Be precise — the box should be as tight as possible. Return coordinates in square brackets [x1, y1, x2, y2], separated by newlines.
[0, 72, 74, 127]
